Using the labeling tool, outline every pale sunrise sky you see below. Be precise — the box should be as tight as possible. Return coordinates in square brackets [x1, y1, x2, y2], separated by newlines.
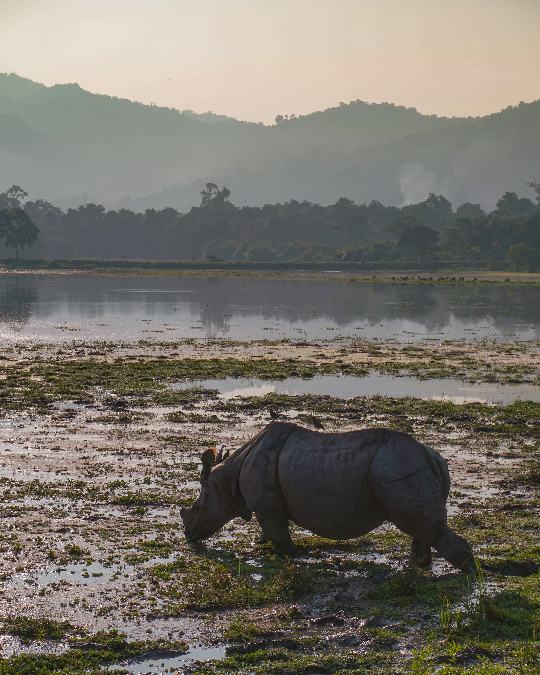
[1, 0, 539, 122]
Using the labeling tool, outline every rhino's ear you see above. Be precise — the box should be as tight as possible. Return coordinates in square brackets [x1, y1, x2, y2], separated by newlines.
[200, 447, 216, 484]
[215, 445, 225, 464]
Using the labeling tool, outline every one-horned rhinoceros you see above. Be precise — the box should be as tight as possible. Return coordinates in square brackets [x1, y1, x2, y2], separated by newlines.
[180, 422, 474, 571]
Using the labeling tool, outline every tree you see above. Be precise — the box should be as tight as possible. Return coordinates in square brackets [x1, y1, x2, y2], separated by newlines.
[402, 193, 453, 229]
[200, 183, 231, 208]
[455, 202, 485, 219]
[423, 193, 453, 227]
[0, 185, 28, 210]
[200, 182, 219, 207]
[507, 243, 538, 271]
[386, 214, 418, 237]
[0, 208, 39, 259]
[218, 186, 231, 204]
[494, 192, 535, 219]
[397, 224, 439, 258]
[368, 242, 394, 261]
[527, 179, 540, 206]
[24, 199, 63, 229]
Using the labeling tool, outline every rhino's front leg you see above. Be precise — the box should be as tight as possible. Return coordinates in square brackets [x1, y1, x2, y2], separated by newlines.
[255, 497, 297, 556]
[410, 538, 433, 568]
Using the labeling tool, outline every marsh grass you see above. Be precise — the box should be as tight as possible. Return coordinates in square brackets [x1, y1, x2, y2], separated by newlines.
[223, 616, 266, 642]
[1, 617, 76, 642]
[2, 348, 537, 412]
[440, 563, 498, 635]
[189, 648, 395, 674]
[0, 626, 188, 675]
[148, 554, 323, 611]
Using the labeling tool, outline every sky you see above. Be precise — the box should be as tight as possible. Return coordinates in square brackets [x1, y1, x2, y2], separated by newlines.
[1, 0, 539, 123]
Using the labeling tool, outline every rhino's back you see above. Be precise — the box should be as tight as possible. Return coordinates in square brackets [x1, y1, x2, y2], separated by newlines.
[278, 427, 388, 538]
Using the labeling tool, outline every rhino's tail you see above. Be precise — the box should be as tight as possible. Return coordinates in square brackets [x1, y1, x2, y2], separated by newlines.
[424, 445, 450, 501]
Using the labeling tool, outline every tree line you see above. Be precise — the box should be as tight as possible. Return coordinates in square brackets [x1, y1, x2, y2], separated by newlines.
[1, 181, 539, 270]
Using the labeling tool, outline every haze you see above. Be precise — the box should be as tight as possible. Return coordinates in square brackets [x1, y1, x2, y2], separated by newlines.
[1, 0, 540, 123]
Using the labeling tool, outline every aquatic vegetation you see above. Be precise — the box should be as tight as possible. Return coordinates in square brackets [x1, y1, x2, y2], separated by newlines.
[0, 629, 188, 675]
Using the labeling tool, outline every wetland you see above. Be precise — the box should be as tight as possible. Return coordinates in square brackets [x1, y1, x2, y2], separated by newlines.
[0, 272, 538, 673]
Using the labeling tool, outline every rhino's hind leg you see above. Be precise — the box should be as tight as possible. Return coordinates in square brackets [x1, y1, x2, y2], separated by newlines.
[371, 462, 473, 572]
[411, 539, 432, 568]
[254, 496, 296, 555]
[433, 526, 475, 573]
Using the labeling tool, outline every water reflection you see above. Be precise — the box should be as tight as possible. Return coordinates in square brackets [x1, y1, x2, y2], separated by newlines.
[172, 374, 540, 404]
[0, 274, 538, 342]
[113, 644, 227, 674]
[0, 279, 37, 329]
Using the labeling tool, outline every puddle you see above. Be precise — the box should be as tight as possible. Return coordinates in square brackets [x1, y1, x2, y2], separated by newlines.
[171, 373, 539, 404]
[9, 552, 185, 590]
[10, 560, 118, 588]
[113, 644, 227, 673]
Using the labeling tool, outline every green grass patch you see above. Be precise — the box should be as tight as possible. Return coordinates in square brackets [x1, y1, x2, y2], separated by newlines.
[0, 629, 187, 675]
[148, 553, 325, 611]
[192, 648, 394, 673]
[1, 617, 76, 642]
[223, 616, 267, 643]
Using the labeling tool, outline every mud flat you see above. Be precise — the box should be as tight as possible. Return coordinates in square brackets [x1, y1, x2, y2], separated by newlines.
[2, 264, 540, 285]
[0, 335, 538, 673]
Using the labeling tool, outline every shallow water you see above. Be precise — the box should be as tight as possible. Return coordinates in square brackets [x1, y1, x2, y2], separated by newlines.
[9, 560, 117, 588]
[0, 274, 538, 343]
[8, 553, 181, 590]
[113, 644, 227, 673]
[172, 373, 540, 404]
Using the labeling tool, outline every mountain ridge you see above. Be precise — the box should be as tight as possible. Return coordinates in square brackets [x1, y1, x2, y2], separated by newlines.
[1, 73, 539, 210]
[3, 72, 537, 124]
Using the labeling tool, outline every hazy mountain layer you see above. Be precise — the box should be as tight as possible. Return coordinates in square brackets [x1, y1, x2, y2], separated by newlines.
[0, 73, 539, 210]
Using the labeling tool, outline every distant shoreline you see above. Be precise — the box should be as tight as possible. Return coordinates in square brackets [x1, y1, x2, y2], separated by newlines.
[1, 259, 539, 284]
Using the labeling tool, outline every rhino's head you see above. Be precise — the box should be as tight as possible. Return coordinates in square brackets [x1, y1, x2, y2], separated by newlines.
[181, 445, 249, 542]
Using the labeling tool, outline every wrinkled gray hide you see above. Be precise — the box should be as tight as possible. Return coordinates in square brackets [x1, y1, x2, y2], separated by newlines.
[180, 423, 474, 571]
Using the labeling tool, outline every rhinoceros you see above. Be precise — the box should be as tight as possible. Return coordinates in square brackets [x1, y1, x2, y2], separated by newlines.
[180, 422, 474, 571]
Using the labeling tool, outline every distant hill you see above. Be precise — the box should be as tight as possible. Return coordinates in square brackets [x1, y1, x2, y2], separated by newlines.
[0, 73, 539, 210]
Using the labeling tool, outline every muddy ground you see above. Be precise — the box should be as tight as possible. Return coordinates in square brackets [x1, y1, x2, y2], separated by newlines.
[0, 337, 538, 673]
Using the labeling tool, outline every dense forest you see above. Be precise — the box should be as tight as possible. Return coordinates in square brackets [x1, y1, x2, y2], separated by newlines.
[1, 73, 540, 211]
[1, 182, 539, 270]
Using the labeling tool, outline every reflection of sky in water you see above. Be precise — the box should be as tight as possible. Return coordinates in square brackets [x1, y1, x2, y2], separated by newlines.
[113, 645, 227, 674]
[172, 374, 540, 404]
[0, 274, 538, 343]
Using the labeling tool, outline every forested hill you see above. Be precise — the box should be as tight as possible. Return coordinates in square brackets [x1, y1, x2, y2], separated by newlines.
[1, 73, 539, 210]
